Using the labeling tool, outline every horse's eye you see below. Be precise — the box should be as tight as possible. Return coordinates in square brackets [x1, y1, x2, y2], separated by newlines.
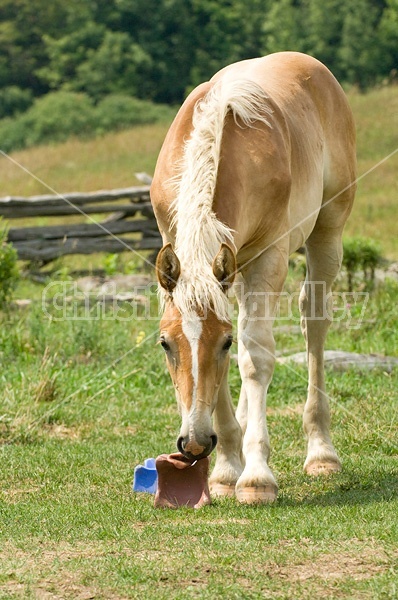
[222, 336, 233, 351]
[160, 338, 170, 352]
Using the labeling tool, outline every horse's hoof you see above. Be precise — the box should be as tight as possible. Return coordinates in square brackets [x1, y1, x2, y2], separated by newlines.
[236, 485, 278, 504]
[210, 483, 236, 498]
[304, 460, 341, 476]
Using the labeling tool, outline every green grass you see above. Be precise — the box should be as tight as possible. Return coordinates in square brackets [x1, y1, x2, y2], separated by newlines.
[1, 278, 397, 598]
[345, 85, 398, 259]
[0, 122, 169, 196]
[0, 84, 398, 598]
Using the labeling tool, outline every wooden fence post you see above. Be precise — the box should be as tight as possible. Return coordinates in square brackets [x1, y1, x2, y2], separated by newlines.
[0, 185, 162, 264]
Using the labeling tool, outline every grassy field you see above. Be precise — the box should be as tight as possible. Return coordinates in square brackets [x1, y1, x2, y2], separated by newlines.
[1, 282, 397, 598]
[347, 86, 398, 259]
[0, 85, 397, 258]
[0, 84, 398, 599]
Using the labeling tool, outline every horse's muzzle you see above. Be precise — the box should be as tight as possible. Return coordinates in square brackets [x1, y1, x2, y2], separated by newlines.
[177, 433, 218, 461]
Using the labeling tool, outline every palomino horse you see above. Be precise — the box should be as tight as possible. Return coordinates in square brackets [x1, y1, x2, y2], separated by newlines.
[150, 52, 356, 504]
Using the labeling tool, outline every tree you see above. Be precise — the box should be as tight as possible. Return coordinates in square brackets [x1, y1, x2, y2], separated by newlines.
[37, 22, 106, 91]
[188, 0, 267, 91]
[262, 0, 308, 55]
[0, 0, 93, 95]
[38, 26, 151, 100]
[116, 0, 198, 103]
[116, 0, 269, 103]
[304, 0, 346, 80]
[74, 32, 151, 99]
[338, 0, 384, 89]
[378, 0, 398, 80]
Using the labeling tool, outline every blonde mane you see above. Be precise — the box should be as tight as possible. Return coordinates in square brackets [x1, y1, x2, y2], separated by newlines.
[166, 79, 273, 321]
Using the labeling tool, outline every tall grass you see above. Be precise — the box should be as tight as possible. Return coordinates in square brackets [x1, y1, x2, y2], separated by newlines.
[0, 122, 170, 196]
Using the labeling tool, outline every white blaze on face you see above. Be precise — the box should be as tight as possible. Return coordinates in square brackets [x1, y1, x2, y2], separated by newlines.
[181, 311, 203, 415]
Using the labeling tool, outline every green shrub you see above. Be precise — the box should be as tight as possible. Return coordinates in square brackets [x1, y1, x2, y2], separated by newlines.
[343, 236, 383, 291]
[359, 238, 383, 278]
[0, 86, 33, 119]
[0, 116, 29, 153]
[22, 91, 97, 146]
[0, 91, 175, 152]
[95, 94, 175, 134]
[103, 253, 121, 276]
[0, 225, 19, 307]
[0, 91, 96, 152]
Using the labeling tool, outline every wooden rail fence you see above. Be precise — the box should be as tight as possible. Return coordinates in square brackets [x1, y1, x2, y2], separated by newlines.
[0, 186, 163, 263]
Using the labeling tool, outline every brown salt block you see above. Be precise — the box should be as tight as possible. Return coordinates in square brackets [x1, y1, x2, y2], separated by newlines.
[154, 453, 211, 509]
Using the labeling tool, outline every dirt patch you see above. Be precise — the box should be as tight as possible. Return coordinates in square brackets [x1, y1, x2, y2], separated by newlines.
[32, 577, 98, 600]
[0, 542, 127, 600]
[268, 545, 395, 583]
[1, 539, 395, 599]
[1, 580, 99, 600]
[42, 423, 84, 440]
[1, 421, 90, 447]
[111, 424, 138, 437]
[206, 518, 252, 525]
[1, 484, 44, 503]
[0, 570, 98, 600]
[267, 403, 304, 417]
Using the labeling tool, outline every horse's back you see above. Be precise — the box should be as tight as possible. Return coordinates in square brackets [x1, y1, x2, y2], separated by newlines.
[152, 52, 356, 255]
[213, 52, 356, 250]
[213, 53, 356, 191]
[213, 51, 355, 155]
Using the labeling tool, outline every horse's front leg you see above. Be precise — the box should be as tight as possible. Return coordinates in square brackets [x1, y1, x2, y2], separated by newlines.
[235, 251, 288, 504]
[210, 365, 244, 497]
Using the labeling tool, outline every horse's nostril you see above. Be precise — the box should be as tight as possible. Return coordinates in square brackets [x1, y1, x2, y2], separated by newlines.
[177, 434, 217, 458]
[177, 436, 185, 454]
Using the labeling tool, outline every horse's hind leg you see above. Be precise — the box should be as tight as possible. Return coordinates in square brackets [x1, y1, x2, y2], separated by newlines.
[299, 225, 346, 475]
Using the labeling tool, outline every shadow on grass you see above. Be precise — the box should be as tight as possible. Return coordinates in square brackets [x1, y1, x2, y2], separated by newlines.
[278, 469, 398, 508]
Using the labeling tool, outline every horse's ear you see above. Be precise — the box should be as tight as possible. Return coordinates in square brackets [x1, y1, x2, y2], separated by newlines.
[156, 243, 181, 293]
[212, 243, 236, 292]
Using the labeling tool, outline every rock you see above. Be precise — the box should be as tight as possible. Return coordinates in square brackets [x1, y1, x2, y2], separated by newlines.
[278, 350, 398, 372]
[375, 263, 398, 285]
[11, 299, 32, 308]
[76, 274, 152, 292]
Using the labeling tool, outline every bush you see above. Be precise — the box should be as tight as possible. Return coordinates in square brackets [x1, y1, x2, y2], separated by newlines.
[0, 91, 96, 152]
[95, 94, 175, 134]
[0, 116, 30, 153]
[0, 91, 175, 152]
[0, 225, 19, 308]
[0, 86, 33, 119]
[343, 236, 383, 291]
[22, 91, 97, 146]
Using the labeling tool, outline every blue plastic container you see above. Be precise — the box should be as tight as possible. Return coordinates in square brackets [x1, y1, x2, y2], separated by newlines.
[133, 458, 158, 493]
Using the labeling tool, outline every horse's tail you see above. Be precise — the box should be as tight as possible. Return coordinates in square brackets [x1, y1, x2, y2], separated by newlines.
[196, 78, 273, 132]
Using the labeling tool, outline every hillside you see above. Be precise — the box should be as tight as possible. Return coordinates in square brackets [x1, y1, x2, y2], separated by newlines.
[347, 85, 398, 259]
[0, 85, 397, 259]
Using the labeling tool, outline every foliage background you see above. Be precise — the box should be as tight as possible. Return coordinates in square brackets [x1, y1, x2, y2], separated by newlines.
[0, 0, 398, 151]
